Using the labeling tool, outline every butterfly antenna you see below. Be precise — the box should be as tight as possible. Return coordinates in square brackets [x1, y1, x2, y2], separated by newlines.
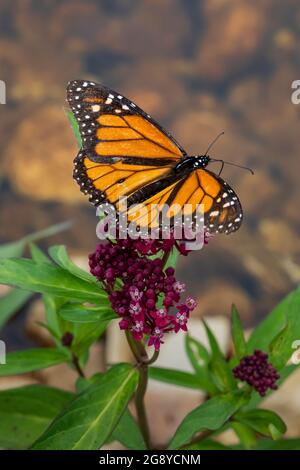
[211, 158, 254, 175]
[204, 131, 225, 156]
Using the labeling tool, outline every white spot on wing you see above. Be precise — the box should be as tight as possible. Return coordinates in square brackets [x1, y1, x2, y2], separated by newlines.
[91, 104, 101, 112]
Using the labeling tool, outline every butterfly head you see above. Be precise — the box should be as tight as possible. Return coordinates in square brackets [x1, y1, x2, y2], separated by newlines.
[194, 155, 211, 168]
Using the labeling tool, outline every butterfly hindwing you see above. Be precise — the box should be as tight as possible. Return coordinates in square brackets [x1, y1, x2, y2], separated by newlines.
[73, 150, 176, 206]
[196, 169, 243, 234]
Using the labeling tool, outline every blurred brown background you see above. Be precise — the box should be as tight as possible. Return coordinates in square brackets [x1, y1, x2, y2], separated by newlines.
[1, 0, 300, 332]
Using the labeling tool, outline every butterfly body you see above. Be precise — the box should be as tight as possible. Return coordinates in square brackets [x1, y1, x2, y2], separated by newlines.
[174, 155, 210, 173]
[68, 80, 243, 234]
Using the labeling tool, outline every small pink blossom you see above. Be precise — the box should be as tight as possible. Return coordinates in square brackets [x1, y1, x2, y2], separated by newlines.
[185, 296, 197, 311]
[148, 327, 164, 350]
[129, 286, 143, 301]
[129, 301, 142, 316]
[173, 280, 186, 294]
[174, 309, 189, 333]
[132, 320, 144, 341]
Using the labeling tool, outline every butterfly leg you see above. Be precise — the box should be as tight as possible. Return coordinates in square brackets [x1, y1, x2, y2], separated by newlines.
[218, 160, 225, 176]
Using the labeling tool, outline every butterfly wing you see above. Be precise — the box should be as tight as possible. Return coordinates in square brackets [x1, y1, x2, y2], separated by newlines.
[194, 169, 243, 234]
[67, 80, 243, 235]
[67, 79, 186, 206]
[125, 168, 242, 234]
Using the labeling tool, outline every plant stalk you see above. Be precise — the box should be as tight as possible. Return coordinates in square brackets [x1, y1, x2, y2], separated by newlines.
[125, 330, 159, 449]
[135, 362, 151, 449]
[72, 353, 85, 378]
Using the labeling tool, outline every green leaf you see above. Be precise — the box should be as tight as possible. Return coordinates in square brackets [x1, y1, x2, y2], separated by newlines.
[49, 245, 98, 285]
[31, 363, 138, 450]
[0, 348, 70, 377]
[111, 409, 146, 450]
[30, 243, 52, 264]
[231, 421, 257, 449]
[203, 320, 224, 360]
[149, 366, 215, 392]
[185, 334, 210, 372]
[231, 304, 247, 360]
[269, 289, 300, 370]
[43, 295, 65, 342]
[66, 109, 82, 147]
[210, 358, 237, 393]
[0, 258, 107, 302]
[59, 303, 116, 324]
[168, 391, 248, 449]
[0, 239, 25, 259]
[75, 375, 146, 450]
[72, 322, 111, 356]
[255, 438, 300, 450]
[0, 222, 72, 259]
[184, 439, 233, 450]
[184, 335, 217, 394]
[0, 288, 32, 330]
[236, 409, 287, 440]
[164, 247, 179, 270]
[29, 244, 65, 343]
[0, 385, 72, 449]
[203, 321, 236, 392]
[248, 287, 300, 355]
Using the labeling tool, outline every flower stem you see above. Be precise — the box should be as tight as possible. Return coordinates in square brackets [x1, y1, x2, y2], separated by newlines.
[135, 362, 151, 449]
[72, 353, 85, 378]
[125, 330, 159, 449]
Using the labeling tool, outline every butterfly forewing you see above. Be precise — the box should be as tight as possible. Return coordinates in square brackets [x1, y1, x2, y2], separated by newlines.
[68, 79, 185, 206]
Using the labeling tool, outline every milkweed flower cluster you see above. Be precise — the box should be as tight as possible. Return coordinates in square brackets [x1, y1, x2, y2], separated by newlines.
[233, 349, 280, 396]
[89, 237, 197, 350]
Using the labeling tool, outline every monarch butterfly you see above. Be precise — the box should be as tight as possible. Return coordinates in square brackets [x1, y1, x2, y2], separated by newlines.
[67, 79, 246, 234]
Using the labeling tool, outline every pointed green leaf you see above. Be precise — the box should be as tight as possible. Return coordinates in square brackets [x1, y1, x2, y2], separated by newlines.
[248, 287, 300, 355]
[0, 288, 32, 330]
[49, 245, 98, 285]
[0, 258, 106, 302]
[0, 385, 72, 449]
[75, 375, 146, 450]
[236, 409, 286, 440]
[0, 222, 71, 259]
[0, 348, 70, 377]
[149, 366, 215, 393]
[231, 421, 257, 449]
[59, 303, 115, 324]
[185, 334, 210, 372]
[184, 335, 216, 394]
[31, 363, 138, 450]
[30, 243, 52, 264]
[164, 247, 179, 270]
[72, 322, 111, 356]
[111, 409, 146, 450]
[269, 289, 300, 370]
[203, 321, 236, 392]
[203, 320, 224, 360]
[168, 392, 248, 449]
